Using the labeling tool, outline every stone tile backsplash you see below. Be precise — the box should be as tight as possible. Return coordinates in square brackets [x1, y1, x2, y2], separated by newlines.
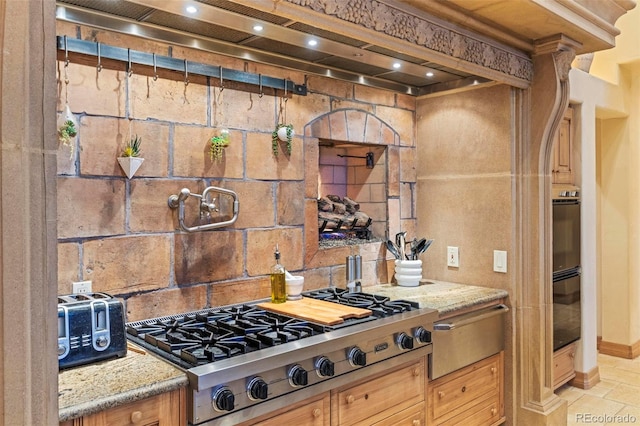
[56, 23, 417, 320]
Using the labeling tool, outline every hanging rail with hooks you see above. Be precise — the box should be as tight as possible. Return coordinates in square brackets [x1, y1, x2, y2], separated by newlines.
[56, 36, 307, 96]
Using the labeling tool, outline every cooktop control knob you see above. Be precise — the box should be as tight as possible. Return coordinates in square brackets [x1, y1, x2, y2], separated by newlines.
[315, 356, 335, 377]
[349, 347, 367, 367]
[289, 364, 308, 387]
[212, 387, 235, 412]
[414, 326, 432, 344]
[247, 377, 268, 400]
[396, 332, 414, 350]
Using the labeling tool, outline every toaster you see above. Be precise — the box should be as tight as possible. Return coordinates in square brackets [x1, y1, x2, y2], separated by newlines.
[57, 292, 127, 369]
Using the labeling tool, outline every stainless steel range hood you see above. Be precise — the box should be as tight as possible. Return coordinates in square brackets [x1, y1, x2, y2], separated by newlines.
[55, 0, 492, 95]
[55, 0, 633, 96]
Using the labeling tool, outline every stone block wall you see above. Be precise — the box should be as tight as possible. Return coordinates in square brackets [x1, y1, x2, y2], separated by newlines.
[55, 22, 416, 321]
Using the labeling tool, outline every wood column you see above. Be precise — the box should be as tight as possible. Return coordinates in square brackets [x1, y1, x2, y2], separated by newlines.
[514, 35, 579, 424]
[0, 1, 58, 424]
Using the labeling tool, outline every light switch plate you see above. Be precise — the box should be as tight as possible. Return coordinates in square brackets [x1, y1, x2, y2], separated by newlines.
[493, 250, 507, 273]
[447, 246, 459, 268]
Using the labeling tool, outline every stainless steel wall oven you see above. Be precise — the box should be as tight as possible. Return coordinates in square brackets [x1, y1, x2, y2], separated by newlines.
[552, 188, 581, 351]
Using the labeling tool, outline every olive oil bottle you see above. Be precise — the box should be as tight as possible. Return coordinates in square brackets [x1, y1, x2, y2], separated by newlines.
[270, 245, 287, 303]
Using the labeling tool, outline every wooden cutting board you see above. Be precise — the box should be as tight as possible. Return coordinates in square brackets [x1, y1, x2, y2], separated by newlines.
[257, 297, 372, 326]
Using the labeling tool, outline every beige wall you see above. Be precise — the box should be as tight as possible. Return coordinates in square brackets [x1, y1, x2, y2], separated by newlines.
[415, 84, 513, 290]
[575, 4, 640, 353]
[55, 22, 418, 321]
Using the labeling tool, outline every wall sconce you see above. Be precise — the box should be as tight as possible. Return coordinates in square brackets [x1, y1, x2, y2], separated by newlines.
[337, 151, 375, 169]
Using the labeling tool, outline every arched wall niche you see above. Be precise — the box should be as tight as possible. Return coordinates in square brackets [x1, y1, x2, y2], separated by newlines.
[301, 108, 409, 277]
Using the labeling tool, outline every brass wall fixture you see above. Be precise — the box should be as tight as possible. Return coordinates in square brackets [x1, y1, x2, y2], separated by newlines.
[168, 186, 239, 233]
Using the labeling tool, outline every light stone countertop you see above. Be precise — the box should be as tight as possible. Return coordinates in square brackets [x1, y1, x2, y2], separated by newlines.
[58, 343, 189, 422]
[365, 280, 509, 315]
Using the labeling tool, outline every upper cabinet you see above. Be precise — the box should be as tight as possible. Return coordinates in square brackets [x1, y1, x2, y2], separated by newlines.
[552, 107, 575, 185]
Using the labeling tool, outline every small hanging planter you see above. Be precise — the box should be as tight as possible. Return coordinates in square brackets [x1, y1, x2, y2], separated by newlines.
[58, 105, 77, 158]
[272, 123, 294, 156]
[117, 135, 144, 179]
[209, 129, 230, 162]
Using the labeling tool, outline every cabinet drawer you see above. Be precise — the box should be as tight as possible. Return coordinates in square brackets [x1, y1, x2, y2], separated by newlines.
[250, 394, 329, 426]
[334, 358, 425, 426]
[77, 388, 185, 426]
[369, 401, 425, 426]
[553, 342, 577, 389]
[429, 353, 502, 423]
[437, 396, 502, 426]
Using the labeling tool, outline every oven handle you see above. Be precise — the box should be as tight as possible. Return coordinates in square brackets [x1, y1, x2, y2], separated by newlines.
[433, 304, 509, 331]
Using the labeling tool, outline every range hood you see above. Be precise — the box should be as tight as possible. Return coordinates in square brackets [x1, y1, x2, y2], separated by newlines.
[55, 0, 633, 96]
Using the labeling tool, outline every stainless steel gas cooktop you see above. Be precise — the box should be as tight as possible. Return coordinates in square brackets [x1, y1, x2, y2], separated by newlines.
[126, 288, 437, 425]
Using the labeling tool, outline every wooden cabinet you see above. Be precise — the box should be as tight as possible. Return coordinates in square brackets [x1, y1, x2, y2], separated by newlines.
[59, 388, 185, 426]
[428, 352, 504, 426]
[332, 357, 425, 426]
[553, 342, 577, 390]
[238, 393, 330, 426]
[239, 358, 425, 426]
[552, 106, 575, 184]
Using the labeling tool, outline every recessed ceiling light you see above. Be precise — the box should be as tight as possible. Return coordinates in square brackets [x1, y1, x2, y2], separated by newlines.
[393, 62, 401, 69]
[426, 72, 434, 77]
[253, 24, 263, 32]
[308, 39, 318, 47]
[185, 5, 198, 14]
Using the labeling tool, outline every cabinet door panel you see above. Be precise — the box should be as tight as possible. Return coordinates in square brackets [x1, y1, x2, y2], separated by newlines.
[250, 394, 329, 426]
[79, 389, 185, 426]
[431, 358, 499, 419]
[369, 401, 425, 426]
[335, 358, 424, 426]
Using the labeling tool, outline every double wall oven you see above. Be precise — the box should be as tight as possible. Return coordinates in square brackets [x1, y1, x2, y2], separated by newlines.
[126, 288, 437, 425]
[552, 187, 581, 351]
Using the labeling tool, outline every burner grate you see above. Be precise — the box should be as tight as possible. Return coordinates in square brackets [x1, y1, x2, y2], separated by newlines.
[302, 288, 419, 317]
[126, 306, 328, 368]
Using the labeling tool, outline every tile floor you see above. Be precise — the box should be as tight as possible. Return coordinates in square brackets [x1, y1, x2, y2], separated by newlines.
[557, 353, 640, 425]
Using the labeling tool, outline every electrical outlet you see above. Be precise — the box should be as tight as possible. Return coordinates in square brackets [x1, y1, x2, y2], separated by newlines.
[493, 250, 507, 273]
[447, 246, 459, 268]
[72, 280, 92, 294]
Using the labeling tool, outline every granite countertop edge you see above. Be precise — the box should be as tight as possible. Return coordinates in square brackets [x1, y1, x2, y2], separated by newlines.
[365, 280, 509, 315]
[59, 375, 188, 422]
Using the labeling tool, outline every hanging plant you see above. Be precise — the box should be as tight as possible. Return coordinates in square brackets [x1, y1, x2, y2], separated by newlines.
[121, 134, 142, 157]
[117, 135, 144, 179]
[272, 123, 294, 156]
[209, 129, 230, 161]
[58, 119, 77, 146]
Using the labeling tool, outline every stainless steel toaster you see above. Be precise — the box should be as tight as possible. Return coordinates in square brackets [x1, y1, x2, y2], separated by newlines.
[57, 292, 127, 369]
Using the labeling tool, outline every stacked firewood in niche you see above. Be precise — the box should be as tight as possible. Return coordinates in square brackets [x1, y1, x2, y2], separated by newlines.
[318, 195, 372, 237]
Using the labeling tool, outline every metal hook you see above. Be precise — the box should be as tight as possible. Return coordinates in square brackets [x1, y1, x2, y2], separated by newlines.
[258, 74, 263, 98]
[96, 42, 103, 72]
[152, 53, 158, 81]
[184, 59, 189, 86]
[64, 36, 69, 67]
[127, 48, 133, 77]
[219, 66, 224, 91]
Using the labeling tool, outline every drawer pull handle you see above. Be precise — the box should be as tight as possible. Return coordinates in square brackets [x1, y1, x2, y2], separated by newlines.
[346, 394, 355, 404]
[491, 367, 497, 374]
[461, 386, 466, 393]
[491, 408, 497, 415]
[438, 391, 445, 398]
[413, 368, 420, 377]
[313, 408, 321, 418]
[131, 411, 143, 424]
[413, 420, 421, 426]
[570, 352, 575, 359]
